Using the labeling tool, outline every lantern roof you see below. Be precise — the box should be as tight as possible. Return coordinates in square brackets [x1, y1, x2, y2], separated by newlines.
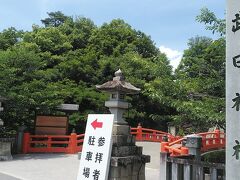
[96, 69, 140, 94]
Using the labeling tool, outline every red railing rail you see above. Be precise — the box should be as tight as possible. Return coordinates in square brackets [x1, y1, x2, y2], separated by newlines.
[22, 125, 175, 154]
[22, 132, 84, 154]
[198, 129, 225, 152]
[22, 126, 226, 155]
[160, 129, 226, 157]
[131, 124, 178, 142]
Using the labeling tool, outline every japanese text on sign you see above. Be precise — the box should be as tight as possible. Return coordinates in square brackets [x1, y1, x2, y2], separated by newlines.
[77, 114, 114, 180]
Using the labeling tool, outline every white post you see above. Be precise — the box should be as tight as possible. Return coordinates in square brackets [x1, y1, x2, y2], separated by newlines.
[184, 164, 190, 180]
[159, 153, 168, 180]
[226, 1, 240, 179]
[171, 163, 178, 180]
[210, 168, 217, 180]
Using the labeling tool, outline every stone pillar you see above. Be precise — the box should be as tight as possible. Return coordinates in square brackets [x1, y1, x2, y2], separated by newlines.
[168, 125, 176, 136]
[0, 97, 13, 160]
[0, 139, 13, 161]
[186, 135, 202, 180]
[226, 1, 240, 179]
[185, 135, 202, 161]
[16, 126, 27, 153]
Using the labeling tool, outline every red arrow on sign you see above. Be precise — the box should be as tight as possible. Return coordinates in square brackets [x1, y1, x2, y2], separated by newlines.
[91, 119, 103, 130]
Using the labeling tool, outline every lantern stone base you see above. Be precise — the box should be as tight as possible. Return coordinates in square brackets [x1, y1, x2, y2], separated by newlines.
[112, 124, 131, 135]
[0, 140, 13, 161]
[109, 155, 150, 180]
[109, 124, 150, 180]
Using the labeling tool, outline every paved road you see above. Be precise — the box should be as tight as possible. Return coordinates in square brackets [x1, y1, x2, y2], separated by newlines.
[137, 142, 160, 180]
[0, 154, 79, 180]
[0, 142, 160, 180]
[136, 142, 161, 170]
[0, 173, 21, 180]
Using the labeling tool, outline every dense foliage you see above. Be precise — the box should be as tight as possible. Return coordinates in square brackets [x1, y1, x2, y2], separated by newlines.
[0, 10, 225, 135]
[174, 37, 225, 131]
[0, 12, 174, 133]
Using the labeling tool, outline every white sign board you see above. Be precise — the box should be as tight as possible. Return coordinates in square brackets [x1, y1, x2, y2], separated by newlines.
[226, 1, 240, 179]
[77, 114, 114, 180]
[57, 104, 79, 111]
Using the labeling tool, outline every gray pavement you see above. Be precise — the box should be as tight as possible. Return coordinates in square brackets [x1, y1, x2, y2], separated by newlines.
[136, 142, 161, 170]
[0, 154, 79, 180]
[0, 142, 160, 180]
[0, 173, 21, 180]
[137, 142, 160, 180]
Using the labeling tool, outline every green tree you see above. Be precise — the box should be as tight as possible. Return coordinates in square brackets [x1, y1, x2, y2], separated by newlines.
[174, 36, 225, 132]
[88, 19, 159, 58]
[0, 27, 23, 50]
[41, 11, 70, 27]
[196, 7, 225, 36]
[23, 27, 72, 55]
[67, 17, 97, 50]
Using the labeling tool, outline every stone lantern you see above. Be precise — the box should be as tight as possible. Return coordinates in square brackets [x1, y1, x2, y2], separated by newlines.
[96, 69, 140, 125]
[96, 69, 150, 180]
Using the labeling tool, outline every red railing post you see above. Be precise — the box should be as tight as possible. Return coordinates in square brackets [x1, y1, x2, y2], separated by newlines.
[22, 132, 30, 154]
[152, 131, 157, 141]
[68, 133, 77, 154]
[47, 136, 52, 152]
[215, 129, 220, 145]
[136, 123, 142, 141]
